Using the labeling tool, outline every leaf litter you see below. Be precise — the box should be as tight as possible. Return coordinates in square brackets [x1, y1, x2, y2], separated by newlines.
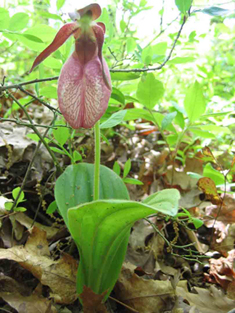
[0, 118, 235, 312]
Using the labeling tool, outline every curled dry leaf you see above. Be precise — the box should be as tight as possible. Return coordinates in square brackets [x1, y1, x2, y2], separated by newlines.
[10, 212, 60, 240]
[205, 250, 235, 291]
[166, 156, 203, 190]
[176, 280, 235, 313]
[115, 262, 175, 313]
[0, 227, 77, 304]
[0, 292, 57, 313]
[79, 286, 108, 313]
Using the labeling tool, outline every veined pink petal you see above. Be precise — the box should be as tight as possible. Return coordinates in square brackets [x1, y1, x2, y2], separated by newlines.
[29, 22, 79, 73]
[58, 54, 111, 129]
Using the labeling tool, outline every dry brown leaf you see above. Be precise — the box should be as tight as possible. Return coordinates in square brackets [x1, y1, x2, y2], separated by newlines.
[176, 280, 235, 313]
[115, 262, 175, 313]
[0, 292, 57, 313]
[205, 194, 235, 225]
[79, 286, 108, 313]
[11, 212, 60, 240]
[205, 250, 235, 291]
[197, 177, 222, 205]
[0, 227, 77, 304]
[201, 147, 216, 162]
[126, 219, 165, 273]
[166, 156, 203, 190]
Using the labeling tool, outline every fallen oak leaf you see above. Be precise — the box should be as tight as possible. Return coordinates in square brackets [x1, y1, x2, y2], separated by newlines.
[79, 286, 108, 313]
[115, 262, 175, 313]
[0, 292, 57, 313]
[0, 227, 77, 304]
[176, 280, 235, 313]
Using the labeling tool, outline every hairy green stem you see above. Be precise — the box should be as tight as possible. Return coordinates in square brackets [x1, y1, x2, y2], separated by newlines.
[94, 120, 101, 201]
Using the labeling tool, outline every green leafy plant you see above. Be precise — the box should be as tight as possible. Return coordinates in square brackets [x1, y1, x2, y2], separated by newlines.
[5, 187, 27, 212]
[3, 0, 234, 310]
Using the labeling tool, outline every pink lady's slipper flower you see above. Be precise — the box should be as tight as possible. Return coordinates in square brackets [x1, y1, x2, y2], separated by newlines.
[30, 3, 112, 129]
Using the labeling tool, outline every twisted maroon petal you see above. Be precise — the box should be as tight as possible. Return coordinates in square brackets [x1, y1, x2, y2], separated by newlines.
[29, 22, 79, 72]
[77, 3, 101, 20]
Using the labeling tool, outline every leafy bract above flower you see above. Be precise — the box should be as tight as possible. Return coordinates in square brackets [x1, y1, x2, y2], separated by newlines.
[30, 3, 112, 129]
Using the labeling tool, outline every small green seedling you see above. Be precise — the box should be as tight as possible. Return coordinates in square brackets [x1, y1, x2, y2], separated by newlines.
[5, 187, 27, 212]
[113, 159, 143, 185]
[175, 207, 203, 229]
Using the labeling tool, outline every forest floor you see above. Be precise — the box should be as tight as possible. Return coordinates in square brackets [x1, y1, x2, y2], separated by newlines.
[0, 97, 234, 313]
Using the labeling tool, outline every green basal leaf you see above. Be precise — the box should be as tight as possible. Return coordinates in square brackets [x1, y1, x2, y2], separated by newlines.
[142, 189, 180, 216]
[68, 191, 180, 300]
[136, 73, 164, 109]
[100, 110, 127, 129]
[184, 81, 206, 123]
[55, 163, 130, 227]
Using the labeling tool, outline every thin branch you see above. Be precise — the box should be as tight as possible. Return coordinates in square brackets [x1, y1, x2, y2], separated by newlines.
[160, 0, 165, 32]
[0, 22, 185, 99]
[7, 91, 62, 173]
[0, 15, 187, 94]
[0, 76, 59, 92]
[0, 117, 70, 129]
[110, 15, 187, 73]
[10, 116, 56, 212]
[18, 86, 61, 114]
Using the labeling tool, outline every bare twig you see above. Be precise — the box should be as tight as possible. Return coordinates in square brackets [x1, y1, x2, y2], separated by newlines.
[6, 91, 62, 173]
[0, 14, 188, 96]
[0, 76, 59, 92]
[0, 117, 69, 129]
[18, 86, 61, 114]
[110, 15, 187, 73]
[10, 115, 57, 212]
